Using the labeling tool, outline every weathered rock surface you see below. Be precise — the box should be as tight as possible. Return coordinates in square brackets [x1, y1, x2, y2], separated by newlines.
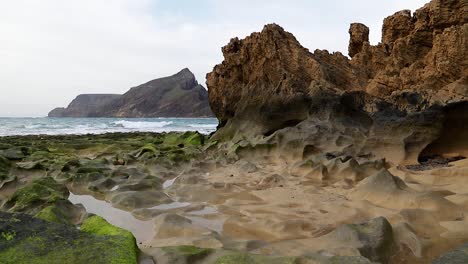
[49, 68, 214, 118]
[206, 0, 467, 165]
[0, 212, 138, 264]
[433, 243, 468, 264]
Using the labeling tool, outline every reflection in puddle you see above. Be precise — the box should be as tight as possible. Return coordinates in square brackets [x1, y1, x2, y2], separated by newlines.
[162, 176, 179, 189]
[149, 202, 191, 210]
[187, 216, 225, 233]
[188, 206, 218, 215]
[68, 193, 154, 243]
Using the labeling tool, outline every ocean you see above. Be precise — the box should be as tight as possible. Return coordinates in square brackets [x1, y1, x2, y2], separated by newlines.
[0, 117, 218, 136]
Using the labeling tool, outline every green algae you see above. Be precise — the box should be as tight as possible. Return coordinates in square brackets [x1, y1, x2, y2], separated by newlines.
[0, 212, 138, 264]
[163, 131, 205, 146]
[0, 155, 11, 182]
[81, 216, 138, 264]
[1, 231, 15, 241]
[3, 177, 69, 214]
[35, 205, 70, 225]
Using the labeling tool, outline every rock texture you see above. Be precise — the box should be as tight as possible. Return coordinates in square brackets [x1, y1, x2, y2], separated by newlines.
[206, 0, 467, 164]
[49, 69, 214, 118]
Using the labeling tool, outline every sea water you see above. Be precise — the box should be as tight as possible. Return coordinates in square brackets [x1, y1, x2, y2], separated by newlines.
[0, 117, 218, 136]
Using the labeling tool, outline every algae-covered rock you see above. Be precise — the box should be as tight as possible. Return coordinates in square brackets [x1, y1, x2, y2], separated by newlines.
[3, 177, 69, 214]
[35, 200, 86, 225]
[16, 160, 45, 170]
[0, 155, 14, 188]
[81, 215, 138, 263]
[163, 131, 205, 146]
[0, 147, 29, 160]
[136, 143, 159, 157]
[0, 211, 138, 264]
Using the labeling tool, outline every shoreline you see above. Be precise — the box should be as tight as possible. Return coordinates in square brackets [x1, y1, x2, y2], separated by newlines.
[0, 130, 466, 263]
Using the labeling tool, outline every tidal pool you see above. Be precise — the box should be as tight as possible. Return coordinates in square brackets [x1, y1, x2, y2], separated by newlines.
[68, 192, 154, 243]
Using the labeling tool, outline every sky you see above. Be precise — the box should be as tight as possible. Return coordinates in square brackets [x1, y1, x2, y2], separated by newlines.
[0, 0, 429, 117]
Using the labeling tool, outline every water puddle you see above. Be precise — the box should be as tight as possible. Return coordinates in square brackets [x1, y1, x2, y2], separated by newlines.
[149, 201, 191, 210]
[68, 192, 154, 243]
[162, 177, 178, 189]
[188, 206, 218, 215]
[187, 216, 225, 233]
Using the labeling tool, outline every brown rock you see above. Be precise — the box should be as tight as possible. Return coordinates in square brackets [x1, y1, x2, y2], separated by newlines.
[206, 0, 467, 164]
[348, 23, 369, 57]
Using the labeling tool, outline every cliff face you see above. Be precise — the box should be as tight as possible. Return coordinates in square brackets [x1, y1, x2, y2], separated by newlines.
[49, 69, 214, 118]
[48, 94, 120, 117]
[206, 0, 467, 164]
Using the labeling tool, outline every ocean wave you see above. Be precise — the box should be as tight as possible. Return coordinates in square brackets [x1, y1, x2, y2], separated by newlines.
[188, 124, 217, 129]
[111, 120, 173, 129]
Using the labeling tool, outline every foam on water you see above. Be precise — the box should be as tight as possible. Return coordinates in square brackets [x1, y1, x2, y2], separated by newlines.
[0, 117, 218, 136]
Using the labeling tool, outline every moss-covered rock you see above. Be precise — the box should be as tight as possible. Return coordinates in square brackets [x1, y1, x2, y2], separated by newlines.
[0, 211, 138, 264]
[81, 215, 138, 263]
[3, 177, 69, 214]
[35, 199, 85, 226]
[136, 143, 159, 157]
[35, 205, 70, 225]
[0, 155, 13, 184]
[163, 131, 205, 146]
[0, 147, 29, 160]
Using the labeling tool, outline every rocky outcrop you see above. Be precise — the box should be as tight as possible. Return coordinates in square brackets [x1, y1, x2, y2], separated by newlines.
[49, 68, 214, 118]
[206, 0, 467, 164]
[48, 94, 120, 117]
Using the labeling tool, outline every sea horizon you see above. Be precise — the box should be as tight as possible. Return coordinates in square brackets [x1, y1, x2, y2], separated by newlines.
[0, 117, 218, 136]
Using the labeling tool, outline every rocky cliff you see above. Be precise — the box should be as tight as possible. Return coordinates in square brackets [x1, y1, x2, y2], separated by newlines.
[49, 68, 214, 118]
[48, 94, 121, 117]
[203, 1, 468, 262]
[207, 0, 467, 164]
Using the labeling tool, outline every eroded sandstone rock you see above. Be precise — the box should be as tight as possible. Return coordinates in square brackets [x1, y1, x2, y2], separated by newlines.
[206, 0, 467, 165]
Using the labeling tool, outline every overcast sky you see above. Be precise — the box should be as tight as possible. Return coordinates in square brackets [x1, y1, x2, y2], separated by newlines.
[0, 0, 429, 117]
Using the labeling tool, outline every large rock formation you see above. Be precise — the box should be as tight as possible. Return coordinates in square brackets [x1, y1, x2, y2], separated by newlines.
[49, 68, 214, 118]
[206, 0, 467, 164]
[48, 94, 120, 117]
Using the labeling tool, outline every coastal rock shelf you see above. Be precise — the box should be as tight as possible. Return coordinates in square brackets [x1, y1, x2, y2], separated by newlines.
[0, 0, 467, 263]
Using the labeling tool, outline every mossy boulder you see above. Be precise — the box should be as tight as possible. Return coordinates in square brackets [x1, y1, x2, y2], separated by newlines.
[35, 200, 85, 225]
[163, 131, 205, 146]
[0, 212, 138, 264]
[80, 215, 138, 263]
[0, 155, 13, 184]
[3, 177, 69, 214]
[136, 143, 159, 157]
[0, 147, 29, 160]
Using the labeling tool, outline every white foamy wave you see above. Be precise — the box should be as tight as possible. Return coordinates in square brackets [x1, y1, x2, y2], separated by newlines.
[189, 124, 217, 129]
[0, 118, 218, 136]
[112, 120, 173, 129]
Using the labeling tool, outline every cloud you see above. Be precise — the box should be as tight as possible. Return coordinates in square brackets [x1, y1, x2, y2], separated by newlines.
[0, 0, 429, 116]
